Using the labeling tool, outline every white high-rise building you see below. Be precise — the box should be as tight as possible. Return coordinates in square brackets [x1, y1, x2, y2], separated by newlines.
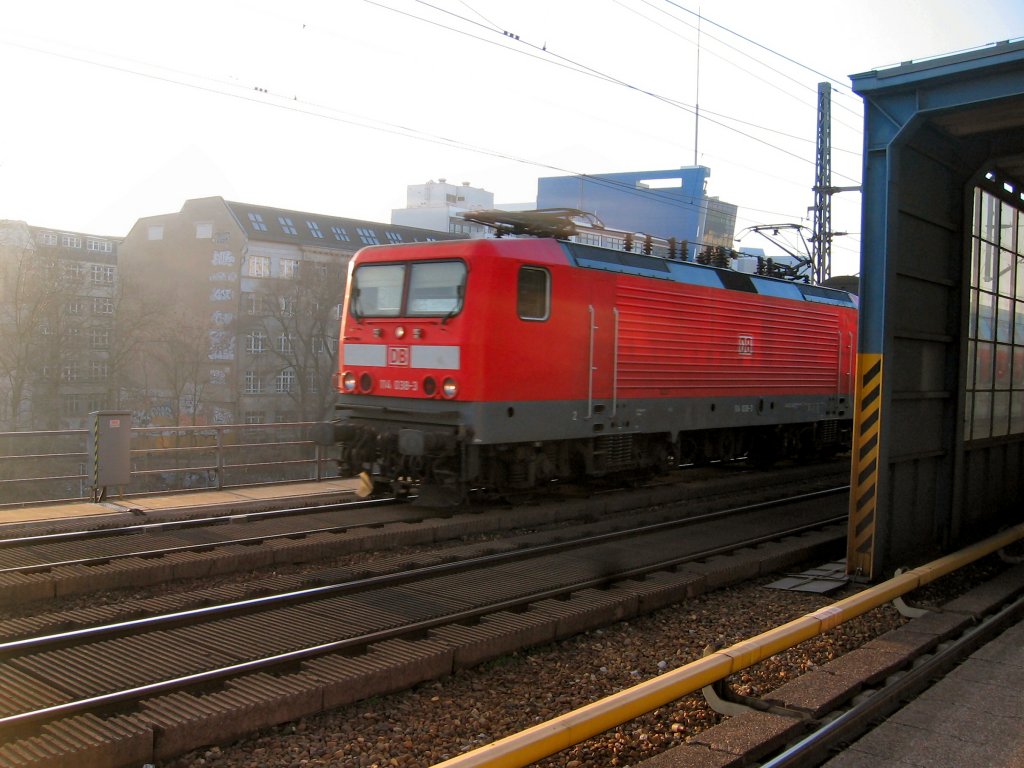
[391, 179, 496, 237]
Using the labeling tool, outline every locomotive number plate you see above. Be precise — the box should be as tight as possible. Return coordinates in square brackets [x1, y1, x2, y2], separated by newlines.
[379, 379, 419, 392]
[738, 335, 754, 355]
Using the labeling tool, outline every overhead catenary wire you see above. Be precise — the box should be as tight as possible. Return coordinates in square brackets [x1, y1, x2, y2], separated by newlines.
[622, 0, 865, 132]
[1, 3, 863, 258]
[0, 28, 829, 229]
[400, 0, 863, 178]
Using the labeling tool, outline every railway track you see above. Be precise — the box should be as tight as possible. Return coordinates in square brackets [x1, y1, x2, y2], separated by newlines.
[0, 462, 848, 610]
[0, 488, 849, 766]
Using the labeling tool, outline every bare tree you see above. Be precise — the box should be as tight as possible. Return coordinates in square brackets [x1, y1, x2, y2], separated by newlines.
[244, 258, 342, 421]
[0, 231, 72, 430]
[145, 311, 213, 426]
[103, 275, 172, 412]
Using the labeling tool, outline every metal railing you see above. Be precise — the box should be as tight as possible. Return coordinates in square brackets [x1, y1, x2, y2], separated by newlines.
[0, 422, 339, 509]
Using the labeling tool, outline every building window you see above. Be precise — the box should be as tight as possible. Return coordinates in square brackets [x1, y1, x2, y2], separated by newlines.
[61, 234, 82, 248]
[278, 216, 298, 235]
[86, 394, 107, 412]
[385, 231, 404, 244]
[244, 370, 263, 394]
[148, 225, 164, 240]
[249, 255, 271, 278]
[246, 330, 267, 355]
[90, 264, 116, 284]
[307, 371, 320, 393]
[67, 299, 83, 315]
[61, 363, 79, 382]
[307, 221, 324, 238]
[276, 333, 294, 353]
[280, 259, 298, 279]
[93, 297, 114, 315]
[244, 410, 266, 424]
[86, 238, 113, 253]
[248, 212, 268, 232]
[89, 329, 110, 348]
[357, 227, 380, 245]
[279, 296, 296, 316]
[275, 368, 296, 393]
[39, 231, 58, 246]
[62, 394, 82, 416]
[195, 222, 213, 239]
[330, 226, 350, 241]
[90, 361, 109, 380]
[966, 181, 1024, 440]
[311, 336, 327, 354]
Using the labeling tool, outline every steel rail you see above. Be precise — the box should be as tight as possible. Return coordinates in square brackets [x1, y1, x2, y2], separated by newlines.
[0, 495, 389, 548]
[0, 486, 849, 656]
[0, 497, 849, 732]
[0, 483, 843, 578]
[0, 498, 411, 575]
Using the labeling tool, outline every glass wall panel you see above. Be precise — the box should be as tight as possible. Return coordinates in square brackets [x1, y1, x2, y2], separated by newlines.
[972, 392, 992, 440]
[993, 391, 1011, 437]
[1001, 202, 1016, 250]
[1012, 392, 1024, 434]
[967, 183, 1024, 442]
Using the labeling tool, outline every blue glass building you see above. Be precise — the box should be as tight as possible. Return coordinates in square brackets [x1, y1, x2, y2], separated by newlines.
[536, 166, 736, 247]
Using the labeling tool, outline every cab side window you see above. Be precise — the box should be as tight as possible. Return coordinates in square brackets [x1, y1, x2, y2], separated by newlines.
[517, 266, 550, 320]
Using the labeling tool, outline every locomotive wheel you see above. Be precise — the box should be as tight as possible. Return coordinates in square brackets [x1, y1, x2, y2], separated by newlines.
[677, 435, 700, 466]
[715, 430, 737, 462]
[747, 429, 781, 468]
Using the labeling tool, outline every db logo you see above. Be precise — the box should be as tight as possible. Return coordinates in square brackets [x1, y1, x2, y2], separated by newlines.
[388, 346, 410, 366]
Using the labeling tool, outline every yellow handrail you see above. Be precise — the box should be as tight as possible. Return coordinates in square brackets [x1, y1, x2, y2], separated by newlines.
[433, 522, 1024, 767]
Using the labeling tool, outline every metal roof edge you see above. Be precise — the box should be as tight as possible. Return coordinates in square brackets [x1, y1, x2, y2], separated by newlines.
[851, 38, 1024, 93]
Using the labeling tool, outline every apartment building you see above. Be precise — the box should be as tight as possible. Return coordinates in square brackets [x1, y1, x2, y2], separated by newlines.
[118, 197, 463, 427]
[0, 221, 119, 430]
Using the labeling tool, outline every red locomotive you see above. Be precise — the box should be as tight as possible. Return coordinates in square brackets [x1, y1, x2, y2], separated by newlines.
[316, 214, 858, 500]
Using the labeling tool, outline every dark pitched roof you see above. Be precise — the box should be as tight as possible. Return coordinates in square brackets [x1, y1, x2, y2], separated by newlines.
[224, 201, 466, 249]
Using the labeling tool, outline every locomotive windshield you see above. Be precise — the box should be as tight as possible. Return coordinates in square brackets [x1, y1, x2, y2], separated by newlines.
[351, 260, 466, 319]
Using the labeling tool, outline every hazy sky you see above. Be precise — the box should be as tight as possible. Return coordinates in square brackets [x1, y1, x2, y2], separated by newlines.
[2, 0, 1022, 276]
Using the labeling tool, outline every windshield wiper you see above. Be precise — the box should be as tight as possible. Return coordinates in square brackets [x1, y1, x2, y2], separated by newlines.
[441, 284, 464, 325]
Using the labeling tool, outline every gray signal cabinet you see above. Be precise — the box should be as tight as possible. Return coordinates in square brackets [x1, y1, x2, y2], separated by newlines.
[88, 410, 132, 500]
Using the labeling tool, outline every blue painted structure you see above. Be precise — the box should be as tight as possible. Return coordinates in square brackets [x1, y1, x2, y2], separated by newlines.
[536, 166, 735, 245]
[848, 40, 1024, 580]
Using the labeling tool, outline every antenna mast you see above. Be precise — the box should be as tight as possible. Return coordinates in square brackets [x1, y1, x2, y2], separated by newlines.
[694, 9, 701, 166]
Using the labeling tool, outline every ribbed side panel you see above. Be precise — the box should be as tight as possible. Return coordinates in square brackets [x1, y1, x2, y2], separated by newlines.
[616, 281, 843, 395]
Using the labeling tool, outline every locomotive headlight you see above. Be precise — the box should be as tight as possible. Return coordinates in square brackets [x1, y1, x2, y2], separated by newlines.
[341, 372, 357, 393]
[423, 376, 437, 396]
[359, 373, 374, 393]
[394, 326, 406, 339]
[442, 377, 458, 399]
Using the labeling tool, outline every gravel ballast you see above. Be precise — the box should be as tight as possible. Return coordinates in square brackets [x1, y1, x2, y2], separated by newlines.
[161, 571, 927, 768]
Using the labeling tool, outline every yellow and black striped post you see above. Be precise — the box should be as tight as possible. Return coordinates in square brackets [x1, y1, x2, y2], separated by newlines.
[91, 412, 101, 502]
[848, 354, 883, 580]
